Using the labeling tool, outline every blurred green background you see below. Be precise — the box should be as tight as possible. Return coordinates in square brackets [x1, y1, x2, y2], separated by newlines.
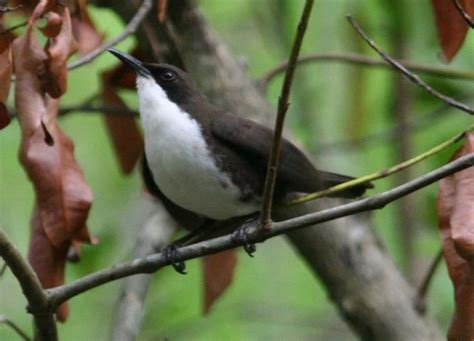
[1, 0, 473, 339]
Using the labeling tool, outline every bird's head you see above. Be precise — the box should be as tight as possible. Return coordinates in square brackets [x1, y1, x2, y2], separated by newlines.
[107, 48, 199, 106]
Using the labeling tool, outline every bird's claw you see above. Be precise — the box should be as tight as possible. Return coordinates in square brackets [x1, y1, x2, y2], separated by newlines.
[232, 224, 256, 257]
[163, 244, 187, 274]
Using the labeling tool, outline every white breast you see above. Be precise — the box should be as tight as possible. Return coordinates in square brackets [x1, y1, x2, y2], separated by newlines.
[137, 77, 259, 220]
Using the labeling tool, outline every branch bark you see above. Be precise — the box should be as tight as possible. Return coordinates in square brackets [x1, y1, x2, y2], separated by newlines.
[0, 229, 57, 341]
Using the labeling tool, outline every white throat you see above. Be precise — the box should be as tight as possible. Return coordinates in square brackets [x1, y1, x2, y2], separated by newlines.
[136, 76, 259, 220]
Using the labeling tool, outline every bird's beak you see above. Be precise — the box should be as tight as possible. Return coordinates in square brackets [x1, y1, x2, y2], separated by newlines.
[108, 48, 151, 78]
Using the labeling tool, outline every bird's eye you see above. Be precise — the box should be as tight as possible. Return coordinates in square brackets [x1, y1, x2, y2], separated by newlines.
[160, 71, 176, 81]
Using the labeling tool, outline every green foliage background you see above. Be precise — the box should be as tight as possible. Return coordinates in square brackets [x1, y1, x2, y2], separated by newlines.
[1, 0, 473, 339]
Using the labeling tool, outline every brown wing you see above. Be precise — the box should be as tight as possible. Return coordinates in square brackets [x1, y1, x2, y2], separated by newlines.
[210, 113, 372, 198]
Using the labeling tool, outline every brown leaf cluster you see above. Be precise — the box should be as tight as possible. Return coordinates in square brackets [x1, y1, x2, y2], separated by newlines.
[431, 0, 474, 61]
[438, 133, 474, 340]
[10, 0, 103, 54]
[12, 1, 95, 322]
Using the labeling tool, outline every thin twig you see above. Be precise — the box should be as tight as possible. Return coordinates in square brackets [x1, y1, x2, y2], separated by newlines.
[59, 105, 139, 117]
[416, 248, 444, 307]
[0, 229, 57, 341]
[258, 52, 474, 90]
[453, 0, 474, 28]
[346, 16, 474, 115]
[1, 21, 28, 34]
[68, 0, 153, 70]
[0, 4, 22, 13]
[288, 124, 473, 205]
[0, 315, 31, 341]
[0, 262, 6, 277]
[8, 105, 138, 119]
[260, 0, 314, 228]
[45, 153, 474, 308]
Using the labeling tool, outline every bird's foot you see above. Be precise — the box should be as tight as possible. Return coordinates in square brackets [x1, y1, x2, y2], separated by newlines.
[162, 244, 187, 275]
[231, 223, 256, 257]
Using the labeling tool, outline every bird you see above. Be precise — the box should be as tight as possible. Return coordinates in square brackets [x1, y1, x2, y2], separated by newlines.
[108, 48, 372, 272]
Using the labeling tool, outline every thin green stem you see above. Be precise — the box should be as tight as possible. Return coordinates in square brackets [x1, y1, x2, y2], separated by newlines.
[288, 124, 474, 206]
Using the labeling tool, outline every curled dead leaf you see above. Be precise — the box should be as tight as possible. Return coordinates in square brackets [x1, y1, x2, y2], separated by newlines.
[38, 11, 63, 38]
[12, 22, 48, 135]
[438, 133, 474, 340]
[431, 0, 474, 62]
[71, 0, 103, 55]
[42, 7, 78, 98]
[0, 18, 12, 129]
[30, 0, 57, 22]
[28, 208, 69, 321]
[13, 1, 94, 321]
[202, 250, 237, 314]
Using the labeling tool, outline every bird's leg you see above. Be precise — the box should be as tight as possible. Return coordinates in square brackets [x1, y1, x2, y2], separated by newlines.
[231, 218, 257, 257]
[163, 245, 187, 274]
[160, 219, 217, 274]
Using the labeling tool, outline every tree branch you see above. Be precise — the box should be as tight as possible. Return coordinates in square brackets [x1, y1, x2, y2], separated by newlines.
[59, 105, 138, 117]
[346, 16, 474, 115]
[258, 52, 474, 90]
[260, 0, 314, 228]
[0, 230, 57, 341]
[416, 248, 444, 312]
[45, 153, 473, 308]
[453, 0, 474, 28]
[68, 0, 153, 70]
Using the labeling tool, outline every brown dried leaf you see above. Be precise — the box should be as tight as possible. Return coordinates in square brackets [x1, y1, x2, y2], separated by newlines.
[157, 0, 168, 23]
[13, 4, 94, 321]
[431, 0, 474, 62]
[101, 53, 143, 174]
[30, 0, 57, 22]
[28, 209, 69, 321]
[438, 133, 474, 339]
[38, 11, 63, 38]
[0, 22, 12, 130]
[0, 103, 9, 129]
[12, 22, 48, 135]
[202, 250, 237, 314]
[42, 7, 78, 98]
[71, 0, 103, 55]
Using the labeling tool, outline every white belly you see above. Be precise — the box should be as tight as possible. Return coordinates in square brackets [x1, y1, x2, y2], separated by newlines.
[138, 77, 259, 220]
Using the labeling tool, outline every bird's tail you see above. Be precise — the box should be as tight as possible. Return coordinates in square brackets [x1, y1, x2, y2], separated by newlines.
[319, 171, 373, 198]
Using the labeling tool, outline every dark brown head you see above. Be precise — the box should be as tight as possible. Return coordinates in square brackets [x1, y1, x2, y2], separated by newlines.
[108, 48, 200, 105]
